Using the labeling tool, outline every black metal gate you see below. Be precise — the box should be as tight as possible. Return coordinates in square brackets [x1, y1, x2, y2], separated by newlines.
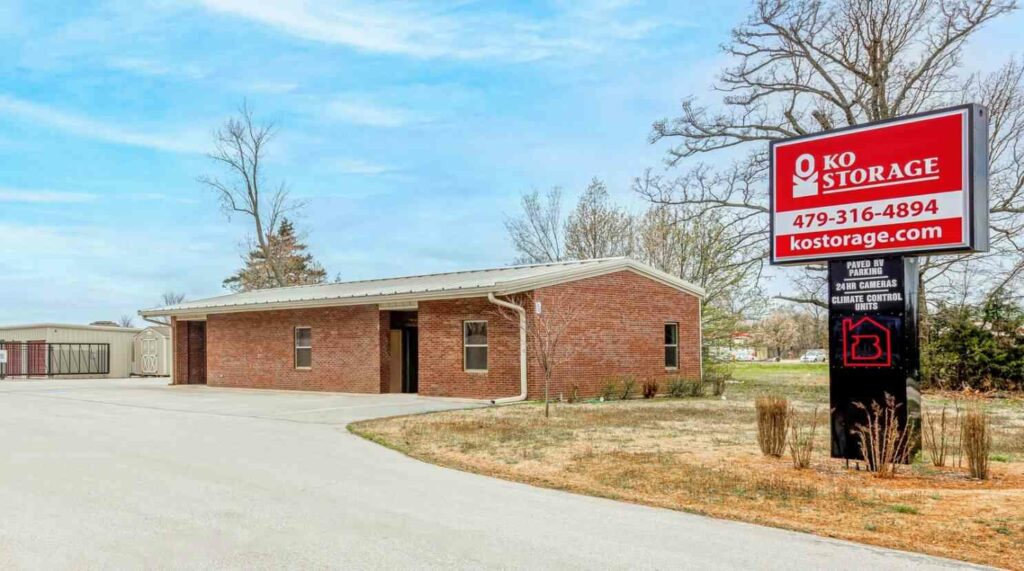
[0, 342, 110, 379]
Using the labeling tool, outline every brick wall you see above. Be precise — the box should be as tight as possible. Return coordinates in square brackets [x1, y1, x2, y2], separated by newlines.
[416, 270, 701, 399]
[205, 306, 382, 392]
[526, 270, 701, 398]
[417, 297, 522, 399]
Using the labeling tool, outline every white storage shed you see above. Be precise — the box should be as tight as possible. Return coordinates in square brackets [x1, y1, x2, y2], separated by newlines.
[131, 326, 171, 376]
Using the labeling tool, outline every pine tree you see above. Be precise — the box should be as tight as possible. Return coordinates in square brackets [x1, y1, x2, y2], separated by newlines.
[223, 219, 327, 292]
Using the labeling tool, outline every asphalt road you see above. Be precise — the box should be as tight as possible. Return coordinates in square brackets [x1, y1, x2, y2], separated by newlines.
[0, 379, 978, 570]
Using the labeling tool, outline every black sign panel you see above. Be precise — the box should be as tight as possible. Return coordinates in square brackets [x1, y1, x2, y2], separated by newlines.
[828, 256, 920, 461]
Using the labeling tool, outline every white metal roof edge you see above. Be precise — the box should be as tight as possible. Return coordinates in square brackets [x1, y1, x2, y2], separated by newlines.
[139, 258, 705, 318]
[494, 258, 706, 298]
[0, 323, 144, 333]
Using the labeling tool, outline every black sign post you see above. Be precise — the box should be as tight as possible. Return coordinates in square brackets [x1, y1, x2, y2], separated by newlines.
[828, 256, 921, 461]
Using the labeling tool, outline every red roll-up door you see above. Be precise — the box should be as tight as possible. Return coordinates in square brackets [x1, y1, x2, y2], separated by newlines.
[27, 341, 46, 376]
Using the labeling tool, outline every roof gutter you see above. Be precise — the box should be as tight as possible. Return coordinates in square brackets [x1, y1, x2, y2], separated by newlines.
[486, 293, 528, 405]
[141, 316, 170, 327]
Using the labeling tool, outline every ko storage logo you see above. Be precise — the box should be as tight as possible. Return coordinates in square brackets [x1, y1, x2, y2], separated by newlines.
[769, 104, 989, 264]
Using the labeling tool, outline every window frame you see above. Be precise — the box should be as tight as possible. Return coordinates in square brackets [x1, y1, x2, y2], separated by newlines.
[664, 322, 680, 370]
[463, 320, 489, 373]
[294, 326, 313, 370]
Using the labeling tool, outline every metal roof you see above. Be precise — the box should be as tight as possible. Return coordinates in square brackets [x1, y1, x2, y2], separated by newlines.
[0, 323, 143, 333]
[139, 257, 705, 318]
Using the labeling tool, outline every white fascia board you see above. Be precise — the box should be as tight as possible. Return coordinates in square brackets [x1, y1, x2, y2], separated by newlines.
[139, 288, 495, 319]
[495, 260, 706, 298]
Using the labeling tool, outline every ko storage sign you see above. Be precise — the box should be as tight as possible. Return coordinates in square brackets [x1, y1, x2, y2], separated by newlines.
[770, 104, 989, 264]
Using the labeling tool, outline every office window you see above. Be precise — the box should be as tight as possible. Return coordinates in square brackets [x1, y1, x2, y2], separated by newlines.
[295, 327, 312, 369]
[464, 321, 488, 372]
[664, 323, 679, 369]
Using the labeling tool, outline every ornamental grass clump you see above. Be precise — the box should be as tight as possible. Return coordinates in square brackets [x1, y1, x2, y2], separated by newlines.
[922, 402, 962, 467]
[642, 380, 658, 399]
[853, 394, 913, 479]
[962, 407, 992, 480]
[788, 406, 820, 469]
[756, 395, 790, 457]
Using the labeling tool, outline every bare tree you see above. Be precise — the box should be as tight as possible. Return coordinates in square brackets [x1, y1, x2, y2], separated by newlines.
[147, 292, 187, 325]
[564, 178, 635, 259]
[634, 176, 766, 341]
[647, 0, 1020, 317]
[492, 290, 584, 418]
[199, 102, 305, 288]
[752, 310, 801, 359]
[117, 314, 135, 328]
[504, 187, 566, 264]
[161, 291, 187, 306]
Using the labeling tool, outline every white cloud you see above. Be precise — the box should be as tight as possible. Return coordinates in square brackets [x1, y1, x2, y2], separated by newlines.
[107, 56, 208, 80]
[332, 158, 398, 176]
[0, 94, 206, 154]
[0, 187, 96, 203]
[192, 0, 667, 62]
[324, 98, 421, 128]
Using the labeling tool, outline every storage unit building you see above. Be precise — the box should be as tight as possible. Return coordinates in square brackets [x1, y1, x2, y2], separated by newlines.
[0, 323, 142, 378]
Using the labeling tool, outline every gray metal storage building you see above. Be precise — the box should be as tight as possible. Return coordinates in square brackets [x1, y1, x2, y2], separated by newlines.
[0, 323, 141, 378]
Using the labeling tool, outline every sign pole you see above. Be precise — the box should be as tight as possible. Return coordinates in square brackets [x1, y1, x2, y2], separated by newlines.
[827, 256, 921, 461]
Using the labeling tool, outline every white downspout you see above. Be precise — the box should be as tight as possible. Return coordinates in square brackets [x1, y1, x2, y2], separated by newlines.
[487, 293, 528, 404]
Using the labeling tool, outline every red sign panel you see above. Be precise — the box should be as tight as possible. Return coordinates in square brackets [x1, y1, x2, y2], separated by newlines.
[770, 105, 987, 264]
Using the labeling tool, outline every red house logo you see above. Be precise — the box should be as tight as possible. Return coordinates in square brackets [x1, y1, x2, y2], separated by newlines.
[841, 316, 892, 368]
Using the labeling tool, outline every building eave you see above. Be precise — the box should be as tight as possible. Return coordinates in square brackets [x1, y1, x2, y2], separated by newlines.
[139, 258, 706, 319]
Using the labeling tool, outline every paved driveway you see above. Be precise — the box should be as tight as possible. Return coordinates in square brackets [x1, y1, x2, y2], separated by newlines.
[0, 379, 975, 570]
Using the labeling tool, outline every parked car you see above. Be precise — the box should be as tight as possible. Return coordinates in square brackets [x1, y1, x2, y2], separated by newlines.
[800, 349, 827, 363]
[731, 348, 757, 361]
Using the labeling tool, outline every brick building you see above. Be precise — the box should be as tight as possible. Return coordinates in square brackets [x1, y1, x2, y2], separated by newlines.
[139, 258, 704, 401]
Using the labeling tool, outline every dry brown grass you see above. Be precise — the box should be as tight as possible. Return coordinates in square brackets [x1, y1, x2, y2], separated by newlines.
[352, 379, 1024, 569]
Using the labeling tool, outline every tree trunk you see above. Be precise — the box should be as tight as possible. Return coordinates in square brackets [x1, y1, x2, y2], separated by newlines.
[917, 271, 929, 344]
[253, 215, 286, 288]
[543, 369, 551, 418]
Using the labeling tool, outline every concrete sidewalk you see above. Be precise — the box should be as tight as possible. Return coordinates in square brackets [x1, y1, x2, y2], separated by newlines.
[0, 379, 979, 569]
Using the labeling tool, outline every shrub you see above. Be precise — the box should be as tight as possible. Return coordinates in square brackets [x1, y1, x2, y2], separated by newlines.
[566, 384, 580, 404]
[962, 407, 992, 480]
[619, 376, 637, 400]
[788, 406, 820, 469]
[852, 394, 913, 478]
[756, 395, 790, 457]
[667, 378, 687, 398]
[667, 376, 704, 398]
[600, 381, 619, 401]
[642, 380, 658, 399]
[922, 402, 961, 467]
[703, 357, 732, 397]
[924, 296, 1024, 391]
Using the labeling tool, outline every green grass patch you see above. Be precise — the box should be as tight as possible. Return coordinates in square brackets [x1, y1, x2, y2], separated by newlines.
[889, 504, 919, 515]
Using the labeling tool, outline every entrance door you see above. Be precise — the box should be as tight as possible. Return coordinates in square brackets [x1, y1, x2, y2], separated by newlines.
[402, 327, 418, 393]
[141, 338, 159, 374]
[388, 330, 403, 393]
[389, 311, 418, 394]
[186, 321, 207, 384]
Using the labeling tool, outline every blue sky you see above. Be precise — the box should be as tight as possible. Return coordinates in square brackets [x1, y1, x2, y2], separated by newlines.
[1, 1, 1021, 324]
